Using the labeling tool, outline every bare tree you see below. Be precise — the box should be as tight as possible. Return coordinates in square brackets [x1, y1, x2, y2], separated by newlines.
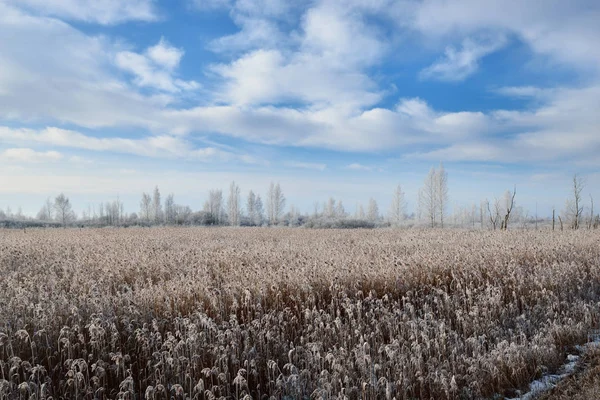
[254, 195, 264, 226]
[588, 195, 594, 230]
[367, 198, 379, 223]
[227, 181, 241, 226]
[479, 200, 486, 229]
[204, 189, 223, 225]
[325, 197, 336, 219]
[54, 193, 75, 228]
[152, 186, 162, 224]
[335, 200, 346, 219]
[566, 174, 584, 229]
[140, 193, 152, 223]
[501, 186, 517, 230]
[287, 204, 300, 226]
[419, 167, 437, 227]
[486, 198, 501, 230]
[247, 190, 257, 225]
[388, 184, 406, 227]
[356, 203, 365, 220]
[436, 163, 449, 228]
[36, 197, 54, 221]
[266, 182, 285, 225]
[164, 194, 175, 224]
[313, 202, 320, 219]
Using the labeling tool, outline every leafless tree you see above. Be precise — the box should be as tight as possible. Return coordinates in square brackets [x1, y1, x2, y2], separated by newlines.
[54, 193, 75, 228]
[367, 198, 379, 222]
[204, 189, 223, 224]
[588, 195, 594, 230]
[140, 193, 152, 223]
[266, 182, 285, 225]
[501, 186, 516, 230]
[388, 184, 406, 227]
[254, 194, 264, 225]
[419, 167, 437, 227]
[325, 197, 336, 219]
[335, 200, 346, 219]
[436, 163, 449, 228]
[355, 203, 365, 220]
[152, 186, 162, 224]
[174, 205, 192, 225]
[565, 174, 584, 229]
[227, 181, 241, 226]
[247, 190, 257, 225]
[36, 197, 54, 221]
[164, 194, 175, 224]
[287, 204, 300, 226]
[486, 198, 501, 230]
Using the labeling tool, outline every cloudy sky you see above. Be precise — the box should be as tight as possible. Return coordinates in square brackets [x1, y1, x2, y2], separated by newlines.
[0, 0, 599, 216]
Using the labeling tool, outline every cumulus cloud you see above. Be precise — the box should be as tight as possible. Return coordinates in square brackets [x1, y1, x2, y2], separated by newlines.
[0, 0, 599, 171]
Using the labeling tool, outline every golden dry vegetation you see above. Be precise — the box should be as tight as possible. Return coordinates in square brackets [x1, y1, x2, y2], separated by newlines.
[1, 228, 600, 399]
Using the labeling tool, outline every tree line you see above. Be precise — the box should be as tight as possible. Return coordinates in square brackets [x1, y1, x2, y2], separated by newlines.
[2, 166, 598, 230]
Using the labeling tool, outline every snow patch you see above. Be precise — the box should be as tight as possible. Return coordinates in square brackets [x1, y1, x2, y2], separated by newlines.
[505, 330, 600, 400]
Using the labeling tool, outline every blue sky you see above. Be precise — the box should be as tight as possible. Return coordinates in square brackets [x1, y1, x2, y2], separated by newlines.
[0, 0, 599, 216]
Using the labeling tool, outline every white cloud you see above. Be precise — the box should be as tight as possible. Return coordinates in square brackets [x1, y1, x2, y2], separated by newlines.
[1, 0, 157, 24]
[115, 38, 198, 93]
[0, 0, 599, 172]
[346, 163, 373, 171]
[0, 126, 262, 164]
[495, 86, 550, 98]
[206, 1, 386, 109]
[284, 162, 327, 171]
[0, 148, 63, 163]
[146, 37, 184, 70]
[420, 35, 507, 81]
[0, 3, 169, 129]
[410, 0, 600, 74]
[405, 84, 600, 164]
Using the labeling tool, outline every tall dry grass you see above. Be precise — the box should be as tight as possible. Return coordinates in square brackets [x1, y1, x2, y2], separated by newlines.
[0, 228, 599, 399]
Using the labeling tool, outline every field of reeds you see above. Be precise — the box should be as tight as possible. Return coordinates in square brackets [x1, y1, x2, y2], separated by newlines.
[1, 228, 600, 399]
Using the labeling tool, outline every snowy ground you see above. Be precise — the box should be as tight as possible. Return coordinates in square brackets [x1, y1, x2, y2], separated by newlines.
[505, 330, 600, 400]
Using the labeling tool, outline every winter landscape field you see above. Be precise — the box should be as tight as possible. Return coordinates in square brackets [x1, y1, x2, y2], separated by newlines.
[2, 0, 600, 399]
[2, 227, 600, 399]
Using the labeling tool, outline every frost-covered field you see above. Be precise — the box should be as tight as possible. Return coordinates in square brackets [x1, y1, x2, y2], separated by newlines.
[1, 228, 600, 399]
